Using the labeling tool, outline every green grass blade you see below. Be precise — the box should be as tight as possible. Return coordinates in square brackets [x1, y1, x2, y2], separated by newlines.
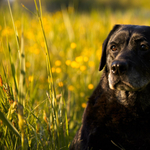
[21, 4, 36, 16]
[8, 43, 18, 95]
[18, 23, 28, 150]
[63, 96, 69, 148]
[7, 0, 20, 52]
[34, 0, 56, 98]
[61, 6, 74, 41]
[19, 25, 26, 107]
[0, 110, 20, 138]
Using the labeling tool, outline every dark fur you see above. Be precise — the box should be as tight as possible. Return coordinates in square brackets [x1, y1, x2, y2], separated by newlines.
[70, 25, 150, 150]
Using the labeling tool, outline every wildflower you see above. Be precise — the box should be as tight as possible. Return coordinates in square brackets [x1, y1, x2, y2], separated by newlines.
[88, 84, 94, 90]
[41, 41, 45, 47]
[15, 20, 21, 28]
[82, 103, 87, 108]
[66, 60, 71, 66]
[68, 85, 74, 91]
[26, 32, 35, 40]
[71, 61, 79, 68]
[26, 62, 31, 68]
[88, 61, 95, 67]
[55, 60, 61, 66]
[58, 82, 63, 87]
[28, 76, 34, 82]
[80, 65, 86, 71]
[33, 49, 40, 55]
[75, 56, 83, 63]
[71, 42, 76, 49]
[51, 67, 55, 73]
[2, 27, 13, 36]
[83, 56, 89, 62]
[56, 68, 61, 73]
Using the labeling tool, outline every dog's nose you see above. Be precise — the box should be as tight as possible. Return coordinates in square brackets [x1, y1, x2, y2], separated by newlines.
[111, 60, 128, 75]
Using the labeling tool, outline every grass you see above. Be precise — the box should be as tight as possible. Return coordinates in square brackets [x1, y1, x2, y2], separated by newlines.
[0, 0, 150, 149]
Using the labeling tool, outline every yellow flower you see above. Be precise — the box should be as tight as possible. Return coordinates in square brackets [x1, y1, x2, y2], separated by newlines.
[15, 20, 21, 28]
[65, 60, 71, 66]
[83, 56, 89, 62]
[2, 27, 13, 36]
[56, 68, 61, 73]
[71, 42, 76, 49]
[75, 56, 83, 63]
[41, 42, 45, 48]
[33, 49, 40, 55]
[88, 84, 94, 90]
[55, 60, 61, 66]
[58, 82, 63, 87]
[80, 65, 86, 71]
[52, 67, 55, 73]
[68, 85, 74, 91]
[28, 76, 34, 82]
[82, 103, 87, 108]
[26, 31, 35, 40]
[88, 61, 95, 67]
[26, 62, 31, 68]
[71, 61, 79, 68]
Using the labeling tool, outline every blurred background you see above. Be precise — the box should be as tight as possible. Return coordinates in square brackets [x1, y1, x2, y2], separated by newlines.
[1, 0, 150, 11]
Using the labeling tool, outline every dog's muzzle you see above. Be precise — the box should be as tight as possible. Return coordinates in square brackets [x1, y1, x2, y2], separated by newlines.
[108, 60, 133, 91]
[111, 60, 128, 75]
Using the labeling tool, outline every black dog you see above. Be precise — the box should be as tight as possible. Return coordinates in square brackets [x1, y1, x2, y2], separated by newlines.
[70, 25, 150, 150]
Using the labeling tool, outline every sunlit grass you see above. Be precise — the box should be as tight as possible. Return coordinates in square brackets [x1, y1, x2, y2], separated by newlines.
[0, 0, 150, 149]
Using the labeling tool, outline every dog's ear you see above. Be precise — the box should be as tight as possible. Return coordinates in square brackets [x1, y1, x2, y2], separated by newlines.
[99, 24, 122, 71]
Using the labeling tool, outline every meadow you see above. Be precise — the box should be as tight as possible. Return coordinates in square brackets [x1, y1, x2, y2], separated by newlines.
[1, 0, 150, 149]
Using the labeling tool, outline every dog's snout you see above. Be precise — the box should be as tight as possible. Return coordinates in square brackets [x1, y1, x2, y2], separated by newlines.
[111, 60, 128, 75]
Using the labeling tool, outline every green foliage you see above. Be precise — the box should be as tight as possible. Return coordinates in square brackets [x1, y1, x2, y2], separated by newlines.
[0, 0, 150, 149]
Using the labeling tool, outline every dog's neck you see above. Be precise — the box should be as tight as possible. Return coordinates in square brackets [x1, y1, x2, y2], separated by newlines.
[115, 90, 135, 106]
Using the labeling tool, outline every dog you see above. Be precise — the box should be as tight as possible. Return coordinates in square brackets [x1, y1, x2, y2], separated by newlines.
[70, 24, 150, 150]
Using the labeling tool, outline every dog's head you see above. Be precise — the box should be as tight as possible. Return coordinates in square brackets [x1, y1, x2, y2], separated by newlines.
[99, 24, 150, 91]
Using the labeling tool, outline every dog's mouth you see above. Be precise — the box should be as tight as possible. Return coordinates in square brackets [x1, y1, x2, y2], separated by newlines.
[114, 81, 133, 91]
[108, 74, 134, 91]
[108, 72, 149, 91]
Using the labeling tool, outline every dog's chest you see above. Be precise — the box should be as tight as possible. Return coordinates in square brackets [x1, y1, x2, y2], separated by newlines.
[84, 101, 150, 149]
[87, 99, 150, 144]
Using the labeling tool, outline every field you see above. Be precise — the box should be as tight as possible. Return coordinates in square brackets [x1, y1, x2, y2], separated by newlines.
[0, 0, 150, 150]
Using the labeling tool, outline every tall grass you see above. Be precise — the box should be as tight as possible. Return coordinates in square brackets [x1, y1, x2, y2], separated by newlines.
[0, 0, 70, 149]
[0, 0, 150, 149]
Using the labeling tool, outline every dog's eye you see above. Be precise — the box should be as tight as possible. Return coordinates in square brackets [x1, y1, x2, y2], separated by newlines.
[111, 45, 117, 51]
[140, 44, 149, 51]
